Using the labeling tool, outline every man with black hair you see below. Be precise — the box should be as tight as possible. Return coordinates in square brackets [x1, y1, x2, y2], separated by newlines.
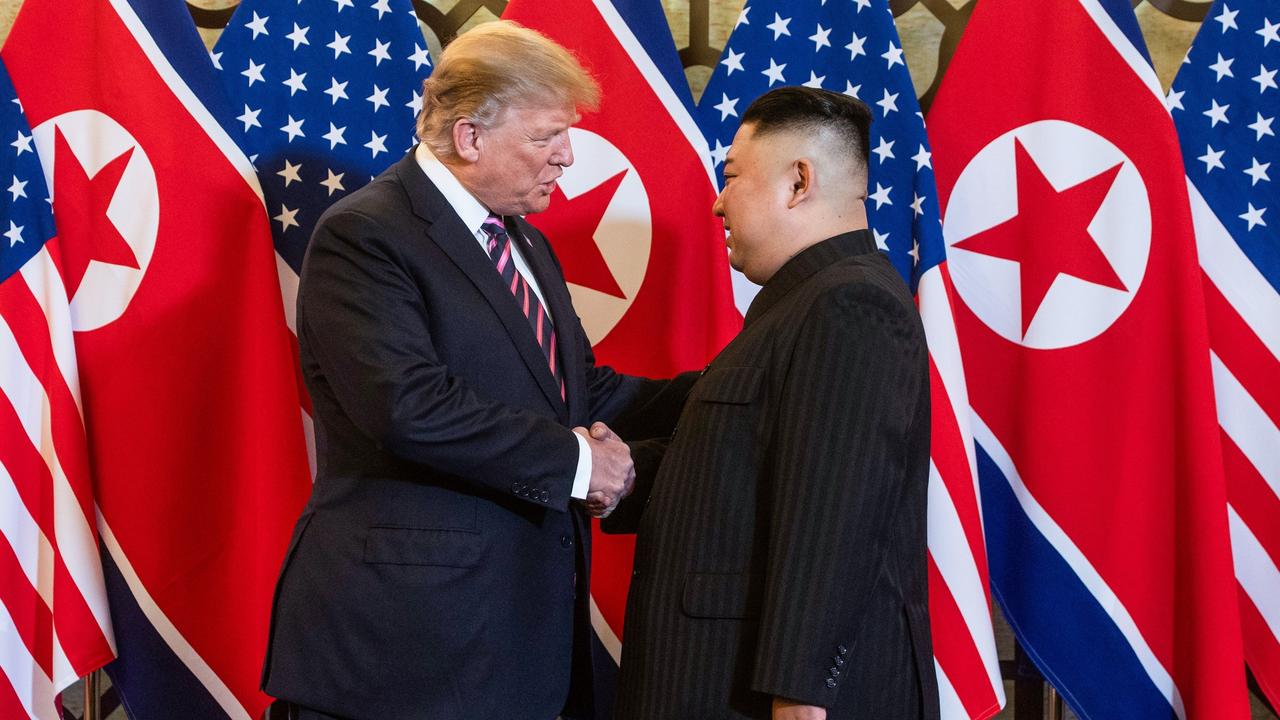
[604, 86, 938, 720]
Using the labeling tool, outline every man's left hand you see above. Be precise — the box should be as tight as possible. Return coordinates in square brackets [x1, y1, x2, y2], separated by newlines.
[772, 697, 826, 720]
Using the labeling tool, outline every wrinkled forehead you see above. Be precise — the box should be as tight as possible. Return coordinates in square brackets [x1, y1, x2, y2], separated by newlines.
[493, 99, 580, 131]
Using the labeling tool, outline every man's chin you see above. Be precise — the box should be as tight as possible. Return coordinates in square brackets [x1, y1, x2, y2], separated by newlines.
[524, 196, 553, 215]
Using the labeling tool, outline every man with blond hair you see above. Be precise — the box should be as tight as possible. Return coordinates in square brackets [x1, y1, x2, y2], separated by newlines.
[261, 22, 690, 720]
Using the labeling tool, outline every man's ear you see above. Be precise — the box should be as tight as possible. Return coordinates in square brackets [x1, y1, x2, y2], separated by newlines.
[786, 157, 816, 210]
[452, 118, 481, 163]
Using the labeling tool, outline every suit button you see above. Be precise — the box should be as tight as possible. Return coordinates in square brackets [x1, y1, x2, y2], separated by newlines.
[512, 482, 522, 493]
[829, 666, 840, 678]
[561, 535, 573, 547]
[825, 678, 837, 688]
[837, 644, 848, 656]
[540, 490, 550, 502]
[834, 655, 845, 667]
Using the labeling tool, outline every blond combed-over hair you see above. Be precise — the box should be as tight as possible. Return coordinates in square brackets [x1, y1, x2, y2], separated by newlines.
[417, 21, 601, 161]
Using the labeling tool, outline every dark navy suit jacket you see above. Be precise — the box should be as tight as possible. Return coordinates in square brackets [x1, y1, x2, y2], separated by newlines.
[262, 150, 689, 720]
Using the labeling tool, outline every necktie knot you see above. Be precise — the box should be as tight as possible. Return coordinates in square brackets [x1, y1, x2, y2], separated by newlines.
[482, 214, 507, 237]
[482, 214, 509, 258]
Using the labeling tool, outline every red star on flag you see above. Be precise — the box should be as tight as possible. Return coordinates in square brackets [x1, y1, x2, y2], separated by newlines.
[955, 139, 1128, 337]
[536, 169, 627, 299]
[53, 127, 140, 297]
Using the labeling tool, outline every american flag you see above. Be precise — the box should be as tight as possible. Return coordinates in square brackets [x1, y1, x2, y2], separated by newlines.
[0, 59, 115, 718]
[213, 0, 428, 281]
[213, 0, 428, 473]
[695, 2, 1004, 717]
[1170, 0, 1280, 708]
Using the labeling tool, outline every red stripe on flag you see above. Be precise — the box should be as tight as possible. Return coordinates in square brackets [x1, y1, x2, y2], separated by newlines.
[0, 381, 113, 677]
[1239, 582, 1280, 710]
[51, 556, 113, 677]
[0, 277, 114, 674]
[0, 380, 55, 546]
[927, 555, 1002, 718]
[1222, 433, 1280, 572]
[0, 534, 53, 679]
[0, 665, 33, 720]
[1203, 275, 1280, 427]
[0, 277, 95, 524]
[927, 356, 989, 587]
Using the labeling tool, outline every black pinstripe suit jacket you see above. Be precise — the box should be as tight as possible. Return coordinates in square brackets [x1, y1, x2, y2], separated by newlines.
[605, 231, 939, 720]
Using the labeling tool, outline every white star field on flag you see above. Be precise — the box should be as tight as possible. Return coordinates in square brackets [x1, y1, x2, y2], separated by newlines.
[1172, 2, 1276, 237]
[213, 0, 429, 272]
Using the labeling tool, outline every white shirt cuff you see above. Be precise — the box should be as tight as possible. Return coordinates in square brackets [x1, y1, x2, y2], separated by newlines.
[571, 432, 592, 500]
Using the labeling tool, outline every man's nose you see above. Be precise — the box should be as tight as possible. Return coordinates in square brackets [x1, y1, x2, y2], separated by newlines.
[712, 191, 725, 217]
[554, 133, 574, 167]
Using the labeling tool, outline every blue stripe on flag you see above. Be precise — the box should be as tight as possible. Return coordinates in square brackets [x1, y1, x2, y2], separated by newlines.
[977, 444, 1177, 720]
[100, 549, 231, 720]
[609, 0, 698, 116]
[1093, 0, 1154, 68]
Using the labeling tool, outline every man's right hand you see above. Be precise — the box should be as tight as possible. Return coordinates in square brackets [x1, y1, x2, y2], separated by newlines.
[574, 422, 635, 517]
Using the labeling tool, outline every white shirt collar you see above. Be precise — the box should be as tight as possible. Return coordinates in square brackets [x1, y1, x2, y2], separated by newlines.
[414, 144, 491, 237]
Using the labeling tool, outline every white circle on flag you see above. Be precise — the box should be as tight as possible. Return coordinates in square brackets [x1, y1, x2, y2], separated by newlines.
[944, 120, 1151, 349]
[559, 128, 651, 344]
[33, 109, 158, 332]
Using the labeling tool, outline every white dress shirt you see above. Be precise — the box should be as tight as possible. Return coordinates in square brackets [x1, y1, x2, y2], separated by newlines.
[415, 145, 592, 500]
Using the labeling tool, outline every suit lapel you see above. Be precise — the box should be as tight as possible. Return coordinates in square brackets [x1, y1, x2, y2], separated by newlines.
[396, 154, 567, 419]
[511, 218, 586, 421]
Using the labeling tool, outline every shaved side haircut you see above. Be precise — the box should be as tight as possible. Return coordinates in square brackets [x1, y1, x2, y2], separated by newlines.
[740, 86, 873, 179]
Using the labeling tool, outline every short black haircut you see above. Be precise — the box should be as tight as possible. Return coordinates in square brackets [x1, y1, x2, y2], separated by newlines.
[740, 86, 872, 170]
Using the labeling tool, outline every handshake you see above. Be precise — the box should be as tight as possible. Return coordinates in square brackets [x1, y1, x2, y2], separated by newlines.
[572, 422, 635, 518]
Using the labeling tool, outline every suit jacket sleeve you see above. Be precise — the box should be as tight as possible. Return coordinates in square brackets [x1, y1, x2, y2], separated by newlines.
[598, 436, 671, 535]
[299, 207, 581, 508]
[750, 282, 929, 707]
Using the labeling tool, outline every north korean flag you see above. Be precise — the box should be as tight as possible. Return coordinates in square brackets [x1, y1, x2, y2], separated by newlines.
[501, 0, 741, 669]
[927, 0, 1249, 717]
[3, 0, 313, 717]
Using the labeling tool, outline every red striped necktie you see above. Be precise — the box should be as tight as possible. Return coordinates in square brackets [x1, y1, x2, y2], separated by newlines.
[481, 214, 565, 401]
